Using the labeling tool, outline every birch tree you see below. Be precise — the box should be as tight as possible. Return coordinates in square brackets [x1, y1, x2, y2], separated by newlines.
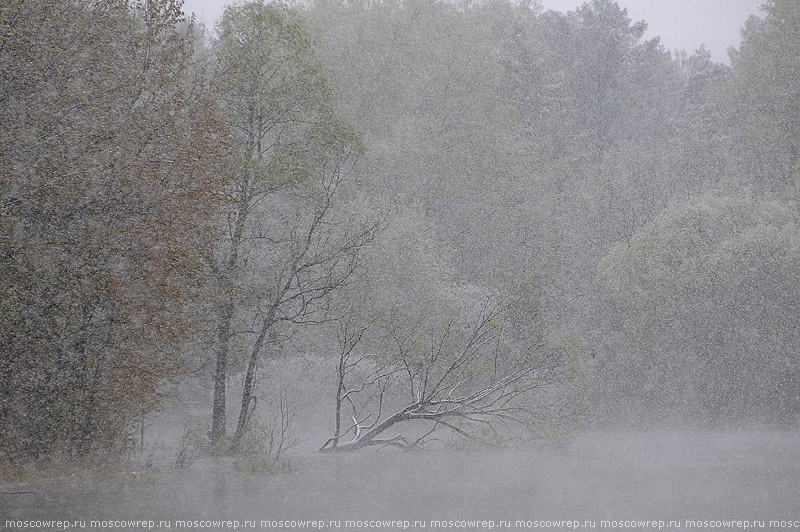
[209, 0, 381, 447]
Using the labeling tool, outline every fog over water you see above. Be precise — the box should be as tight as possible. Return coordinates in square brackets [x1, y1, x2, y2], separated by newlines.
[2, 0, 799, 530]
[4, 431, 800, 529]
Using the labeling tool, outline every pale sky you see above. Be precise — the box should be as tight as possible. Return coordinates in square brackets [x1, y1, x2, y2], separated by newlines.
[181, 0, 765, 64]
[541, 0, 764, 63]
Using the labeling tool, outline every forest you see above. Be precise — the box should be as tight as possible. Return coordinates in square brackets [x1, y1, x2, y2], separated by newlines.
[1, 0, 798, 474]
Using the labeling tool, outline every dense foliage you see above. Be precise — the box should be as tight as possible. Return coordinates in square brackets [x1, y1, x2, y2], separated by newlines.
[2, 0, 798, 466]
[0, 0, 227, 462]
[598, 192, 800, 422]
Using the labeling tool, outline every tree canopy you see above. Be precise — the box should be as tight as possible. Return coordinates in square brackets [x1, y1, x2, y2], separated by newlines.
[0, 0, 227, 461]
[598, 192, 800, 422]
[2, 0, 798, 467]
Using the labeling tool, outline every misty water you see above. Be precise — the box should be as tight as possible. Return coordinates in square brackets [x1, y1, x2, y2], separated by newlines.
[4, 430, 800, 529]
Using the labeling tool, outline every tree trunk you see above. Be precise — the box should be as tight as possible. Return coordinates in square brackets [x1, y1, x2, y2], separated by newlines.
[210, 300, 233, 446]
[210, 198, 248, 448]
[76, 349, 106, 456]
[232, 304, 278, 445]
[232, 264, 297, 445]
[319, 408, 414, 452]
[332, 363, 345, 449]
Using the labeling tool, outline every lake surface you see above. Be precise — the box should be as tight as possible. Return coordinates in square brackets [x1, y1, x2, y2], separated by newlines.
[2, 430, 799, 531]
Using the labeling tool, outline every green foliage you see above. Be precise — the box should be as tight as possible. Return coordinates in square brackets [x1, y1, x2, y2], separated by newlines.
[207, 0, 375, 448]
[215, 0, 350, 188]
[598, 191, 800, 422]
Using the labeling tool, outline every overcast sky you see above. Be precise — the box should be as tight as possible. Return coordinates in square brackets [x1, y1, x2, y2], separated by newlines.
[542, 0, 764, 63]
[181, 0, 765, 64]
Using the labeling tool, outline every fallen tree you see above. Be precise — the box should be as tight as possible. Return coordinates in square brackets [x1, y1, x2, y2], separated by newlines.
[320, 287, 588, 452]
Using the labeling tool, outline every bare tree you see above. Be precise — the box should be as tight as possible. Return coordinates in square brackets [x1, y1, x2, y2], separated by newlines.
[264, 390, 301, 462]
[320, 313, 399, 451]
[321, 288, 588, 452]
